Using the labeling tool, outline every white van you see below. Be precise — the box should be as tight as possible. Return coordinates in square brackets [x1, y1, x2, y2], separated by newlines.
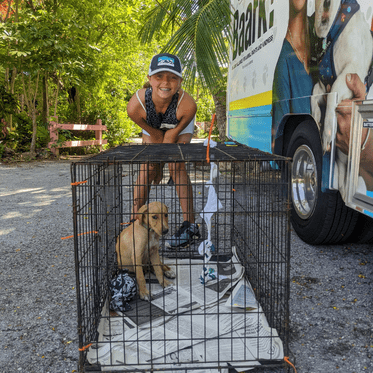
[227, 0, 373, 244]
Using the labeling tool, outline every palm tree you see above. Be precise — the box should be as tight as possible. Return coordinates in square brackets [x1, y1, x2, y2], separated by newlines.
[139, 0, 231, 140]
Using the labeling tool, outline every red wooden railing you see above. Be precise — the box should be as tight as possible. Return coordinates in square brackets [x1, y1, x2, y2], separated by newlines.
[48, 119, 107, 156]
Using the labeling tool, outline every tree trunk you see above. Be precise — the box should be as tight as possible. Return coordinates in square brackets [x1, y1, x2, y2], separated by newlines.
[4, 67, 17, 129]
[30, 73, 40, 155]
[42, 73, 49, 123]
[9, 67, 17, 129]
[54, 75, 60, 117]
[5, 68, 9, 89]
[20, 94, 24, 113]
[22, 72, 40, 155]
[212, 90, 226, 142]
[30, 110, 37, 155]
[76, 86, 81, 123]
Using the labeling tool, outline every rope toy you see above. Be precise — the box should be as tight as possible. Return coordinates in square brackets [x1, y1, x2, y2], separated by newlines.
[109, 270, 137, 312]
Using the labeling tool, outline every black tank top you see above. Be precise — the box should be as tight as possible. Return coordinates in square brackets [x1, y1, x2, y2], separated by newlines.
[145, 88, 179, 130]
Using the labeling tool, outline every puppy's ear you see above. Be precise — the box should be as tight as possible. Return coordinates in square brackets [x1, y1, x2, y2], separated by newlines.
[136, 204, 148, 225]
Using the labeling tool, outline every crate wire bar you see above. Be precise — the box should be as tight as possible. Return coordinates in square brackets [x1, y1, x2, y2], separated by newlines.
[71, 143, 291, 372]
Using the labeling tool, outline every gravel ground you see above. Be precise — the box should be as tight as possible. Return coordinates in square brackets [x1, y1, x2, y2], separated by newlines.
[0, 160, 78, 373]
[1, 159, 372, 373]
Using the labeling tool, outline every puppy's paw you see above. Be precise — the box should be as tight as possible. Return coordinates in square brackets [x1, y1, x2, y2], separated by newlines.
[164, 268, 176, 279]
[139, 290, 151, 301]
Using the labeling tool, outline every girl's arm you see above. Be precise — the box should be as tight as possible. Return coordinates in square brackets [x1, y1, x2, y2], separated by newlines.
[127, 89, 164, 143]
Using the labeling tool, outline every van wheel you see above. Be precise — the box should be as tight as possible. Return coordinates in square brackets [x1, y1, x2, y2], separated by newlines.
[286, 121, 358, 244]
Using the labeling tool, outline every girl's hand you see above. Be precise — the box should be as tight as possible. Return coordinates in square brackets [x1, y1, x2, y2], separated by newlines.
[163, 128, 180, 143]
[149, 129, 165, 143]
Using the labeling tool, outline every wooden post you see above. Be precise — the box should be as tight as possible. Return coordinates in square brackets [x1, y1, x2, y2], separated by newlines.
[47, 118, 106, 155]
[95, 119, 103, 151]
[48, 117, 59, 156]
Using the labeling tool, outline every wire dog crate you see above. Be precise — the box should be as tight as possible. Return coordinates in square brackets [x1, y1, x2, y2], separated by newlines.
[71, 142, 291, 372]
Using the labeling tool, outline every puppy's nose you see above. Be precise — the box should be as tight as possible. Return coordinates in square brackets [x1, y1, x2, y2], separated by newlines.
[324, 0, 330, 11]
[162, 229, 169, 235]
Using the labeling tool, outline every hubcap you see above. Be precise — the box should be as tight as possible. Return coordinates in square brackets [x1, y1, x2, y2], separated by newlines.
[291, 145, 318, 219]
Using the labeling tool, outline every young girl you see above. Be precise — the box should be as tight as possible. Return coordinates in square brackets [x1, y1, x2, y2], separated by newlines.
[127, 53, 200, 248]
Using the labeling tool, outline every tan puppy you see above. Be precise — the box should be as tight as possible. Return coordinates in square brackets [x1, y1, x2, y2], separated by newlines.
[115, 202, 175, 300]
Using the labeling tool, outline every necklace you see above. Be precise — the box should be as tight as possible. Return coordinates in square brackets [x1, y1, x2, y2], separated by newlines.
[287, 27, 307, 70]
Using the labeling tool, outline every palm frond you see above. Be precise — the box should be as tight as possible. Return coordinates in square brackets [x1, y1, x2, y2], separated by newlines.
[139, 0, 175, 44]
[139, 0, 231, 91]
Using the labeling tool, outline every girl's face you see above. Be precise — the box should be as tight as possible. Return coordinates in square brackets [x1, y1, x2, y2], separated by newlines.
[148, 71, 182, 100]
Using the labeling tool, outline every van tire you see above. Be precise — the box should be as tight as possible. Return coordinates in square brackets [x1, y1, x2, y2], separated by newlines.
[350, 213, 373, 244]
[286, 121, 358, 244]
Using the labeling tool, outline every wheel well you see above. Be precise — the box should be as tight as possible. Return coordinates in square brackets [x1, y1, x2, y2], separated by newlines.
[278, 115, 318, 156]
[285, 119, 358, 244]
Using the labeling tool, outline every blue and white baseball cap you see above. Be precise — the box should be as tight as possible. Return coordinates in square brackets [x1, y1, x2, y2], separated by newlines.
[148, 53, 183, 78]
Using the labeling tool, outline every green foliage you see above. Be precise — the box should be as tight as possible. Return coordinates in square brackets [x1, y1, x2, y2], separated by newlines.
[56, 92, 78, 124]
[10, 112, 33, 152]
[36, 122, 51, 148]
[196, 94, 214, 123]
[0, 8, 88, 79]
[56, 129, 78, 146]
[0, 0, 174, 153]
[0, 85, 19, 117]
[54, 0, 161, 145]
[3, 113, 51, 152]
[140, 0, 231, 91]
[104, 111, 140, 147]
[0, 143, 4, 159]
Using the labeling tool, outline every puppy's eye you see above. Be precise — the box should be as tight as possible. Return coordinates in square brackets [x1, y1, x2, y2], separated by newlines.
[164, 214, 168, 218]
[152, 215, 158, 220]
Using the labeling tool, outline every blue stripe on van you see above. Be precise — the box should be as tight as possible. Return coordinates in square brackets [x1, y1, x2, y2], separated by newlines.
[227, 105, 272, 153]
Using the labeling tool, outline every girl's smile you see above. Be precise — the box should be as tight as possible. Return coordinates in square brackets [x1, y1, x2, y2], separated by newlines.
[148, 72, 182, 100]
